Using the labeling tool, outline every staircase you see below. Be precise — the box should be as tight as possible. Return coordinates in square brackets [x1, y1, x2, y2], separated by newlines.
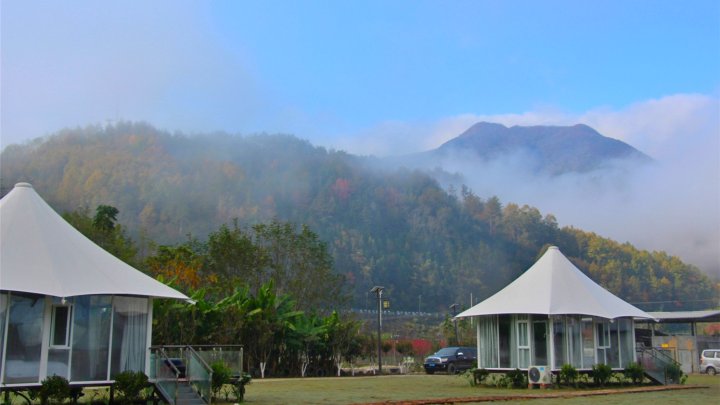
[149, 346, 213, 405]
[636, 347, 681, 385]
[175, 380, 207, 405]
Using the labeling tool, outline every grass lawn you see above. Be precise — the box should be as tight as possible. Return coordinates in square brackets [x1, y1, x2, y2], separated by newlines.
[240, 373, 720, 405]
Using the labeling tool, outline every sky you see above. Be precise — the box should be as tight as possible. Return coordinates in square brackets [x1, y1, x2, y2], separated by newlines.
[1, 1, 719, 274]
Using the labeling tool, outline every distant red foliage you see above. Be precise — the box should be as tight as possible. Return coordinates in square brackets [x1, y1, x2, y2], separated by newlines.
[332, 178, 351, 200]
[705, 323, 720, 336]
[411, 339, 433, 357]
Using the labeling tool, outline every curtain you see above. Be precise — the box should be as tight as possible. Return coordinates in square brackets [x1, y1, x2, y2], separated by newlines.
[568, 316, 583, 368]
[112, 296, 148, 373]
[553, 317, 566, 369]
[498, 315, 512, 368]
[0, 292, 7, 374]
[618, 318, 634, 368]
[478, 316, 498, 368]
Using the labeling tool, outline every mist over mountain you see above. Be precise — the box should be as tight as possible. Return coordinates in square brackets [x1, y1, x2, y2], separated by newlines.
[1, 121, 717, 311]
[385, 121, 718, 280]
[393, 122, 651, 175]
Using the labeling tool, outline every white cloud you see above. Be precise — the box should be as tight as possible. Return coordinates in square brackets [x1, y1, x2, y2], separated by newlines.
[345, 94, 720, 277]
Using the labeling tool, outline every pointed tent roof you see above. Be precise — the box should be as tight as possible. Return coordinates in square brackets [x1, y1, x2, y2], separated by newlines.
[0, 182, 189, 300]
[456, 246, 653, 320]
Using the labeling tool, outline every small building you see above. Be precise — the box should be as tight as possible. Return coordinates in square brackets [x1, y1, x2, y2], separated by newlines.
[636, 310, 720, 373]
[0, 183, 189, 387]
[456, 246, 654, 372]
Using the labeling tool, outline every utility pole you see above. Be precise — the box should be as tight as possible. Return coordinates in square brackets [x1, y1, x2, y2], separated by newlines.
[450, 303, 459, 345]
[370, 286, 385, 374]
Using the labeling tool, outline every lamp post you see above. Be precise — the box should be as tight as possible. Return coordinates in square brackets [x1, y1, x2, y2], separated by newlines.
[450, 303, 459, 345]
[370, 286, 385, 374]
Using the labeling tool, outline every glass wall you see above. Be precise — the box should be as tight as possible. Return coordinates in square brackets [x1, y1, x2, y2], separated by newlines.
[567, 317, 582, 368]
[552, 317, 566, 368]
[477, 314, 637, 370]
[581, 319, 595, 367]
[0, 292, 7, 373]
[607, 321, 621, 368]
[516, 315, 530, 368]
[110, 296, 149, 376]
[619, 318, 635, 368]
[532, 318, 548, 365]
[71, 296, 112, 381]
[477, 315, 498, 368]
[48, 297, 72, 378]
[3, 293, 45, 384]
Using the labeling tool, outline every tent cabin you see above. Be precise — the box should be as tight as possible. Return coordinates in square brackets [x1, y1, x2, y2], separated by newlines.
[456, 246, 654, 373]
[0, 183, 189, 387]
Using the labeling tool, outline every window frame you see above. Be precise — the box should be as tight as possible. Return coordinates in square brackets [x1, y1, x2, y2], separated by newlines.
[50, 304, 72, 348]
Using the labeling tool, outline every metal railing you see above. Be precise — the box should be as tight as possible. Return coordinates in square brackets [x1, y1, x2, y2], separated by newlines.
[185, 346, 212, 403]
[636, 347, 681, 384]
[150, 347, 181, 404]
[149, 345, 214, 405]
[191, 345, 244, 378]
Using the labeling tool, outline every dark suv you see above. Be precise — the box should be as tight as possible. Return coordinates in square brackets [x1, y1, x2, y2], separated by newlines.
[423, 346, 477, 374]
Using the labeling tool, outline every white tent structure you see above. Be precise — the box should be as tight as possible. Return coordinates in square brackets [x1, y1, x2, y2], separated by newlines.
[456, 246, 653, 371]
[0, 182, 189, 386]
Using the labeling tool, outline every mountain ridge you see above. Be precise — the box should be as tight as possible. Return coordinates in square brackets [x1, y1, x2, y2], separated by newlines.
[1, 121, 715, 312]
[415, 121, 652, 175]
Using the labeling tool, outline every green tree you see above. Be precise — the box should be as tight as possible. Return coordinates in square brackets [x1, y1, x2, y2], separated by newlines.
[63, 205, 137, 265]
[244, 281, 303, 378]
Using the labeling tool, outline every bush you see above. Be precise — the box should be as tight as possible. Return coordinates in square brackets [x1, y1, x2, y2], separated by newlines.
[505, 368, 527, 388]
[113, 371, 149, 404]
[591, 363, 613, 387]
[231, 373, 252, 402]
[559, 364, 578, 387]
[211, 361, 233, 399]
[462, 368, 489, 387]
[665, 362, 686, 384]
[39, 375, 71, 405]
[623, 362, 645, 385]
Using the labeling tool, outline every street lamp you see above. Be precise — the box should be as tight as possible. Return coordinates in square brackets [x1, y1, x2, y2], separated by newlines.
[450, 303, 459, 345]
[370, 286, 385, 374]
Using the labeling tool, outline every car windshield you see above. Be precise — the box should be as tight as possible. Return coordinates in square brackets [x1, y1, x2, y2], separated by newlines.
[434, 348, 456, 357]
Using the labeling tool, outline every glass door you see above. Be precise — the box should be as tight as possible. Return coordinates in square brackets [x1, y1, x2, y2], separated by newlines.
[533, 320, 548, 366]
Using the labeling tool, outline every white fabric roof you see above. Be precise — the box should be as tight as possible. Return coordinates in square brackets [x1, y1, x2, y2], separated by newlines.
[456, 246, 653, 320]
[0, 182, 189, 300]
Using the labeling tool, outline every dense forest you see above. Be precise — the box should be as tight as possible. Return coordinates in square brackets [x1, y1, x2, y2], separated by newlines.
[1, 122, 717, 312]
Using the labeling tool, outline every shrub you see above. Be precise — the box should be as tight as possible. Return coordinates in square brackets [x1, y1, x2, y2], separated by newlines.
[39, 375, 71, 405]
[473, 368, 490, 385]
[505, 368, 527, 388]
[231, 373, 252, 402]
[665, 362, 685, 384]
[113, 371, 149, 404]
[211, 361, 233, 400]
[623, 362, 645, 385]
[395, 341, 414, 355]
[559, 364, 578, 387]
[591, 363, 613, 387]
[462, 368, 489, 387]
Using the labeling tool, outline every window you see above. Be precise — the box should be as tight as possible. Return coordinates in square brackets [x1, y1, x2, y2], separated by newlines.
[516, 315, 530, 368]
[595, 320, 612, 365]
[51, 305, 72, 347]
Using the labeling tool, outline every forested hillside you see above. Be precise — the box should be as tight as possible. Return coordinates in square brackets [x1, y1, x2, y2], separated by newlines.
[1, 122, 717, 311]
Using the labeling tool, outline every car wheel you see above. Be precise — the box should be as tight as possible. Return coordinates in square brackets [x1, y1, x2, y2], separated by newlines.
[448, 363, 457, 374]
[708, 367, 717, 376]
[425, 370, 435, 375]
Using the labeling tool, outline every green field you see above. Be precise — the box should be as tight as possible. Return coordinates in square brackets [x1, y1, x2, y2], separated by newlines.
[241, 373, 720, 405]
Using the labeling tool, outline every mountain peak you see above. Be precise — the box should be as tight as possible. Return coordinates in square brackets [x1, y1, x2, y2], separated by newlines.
[435, 122, 651, 175]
